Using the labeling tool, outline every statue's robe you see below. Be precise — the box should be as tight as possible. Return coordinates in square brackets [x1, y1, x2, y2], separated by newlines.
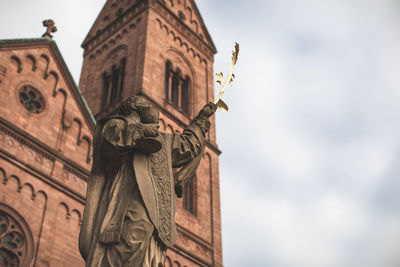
[79, 116, 208, 267]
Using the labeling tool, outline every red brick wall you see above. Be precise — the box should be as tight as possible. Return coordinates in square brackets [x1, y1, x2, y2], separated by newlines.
[0, 45, 93, 171]
[0, 42, 92, 266]
[144, 2, 222, 265]
[79, 1, 150, 118]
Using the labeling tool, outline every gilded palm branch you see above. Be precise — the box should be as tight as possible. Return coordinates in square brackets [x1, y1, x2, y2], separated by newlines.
[214, 42, 239, 112]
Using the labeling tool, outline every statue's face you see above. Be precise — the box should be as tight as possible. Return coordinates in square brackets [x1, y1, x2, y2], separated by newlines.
[131, 96, 150, 110]
[139, 107, 159, 124]
[120, 95, 148, 116]
[120, 95, 159, 124]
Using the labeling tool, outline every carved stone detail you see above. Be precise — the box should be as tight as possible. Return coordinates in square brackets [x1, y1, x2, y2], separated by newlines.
[0, 120, 89, 197]
[83, 0, 147, 57]
[10, 56, 22, 73]
[61, 164, 88, 195]
[155, 17, 205, 65]
[42, 19, 57, 38]
[18, 84, 46, 114]
[62, 164, 88, 182]
[175, 225, 213, 265]
[151, 1, 214, 60]
[0, 122, 55, 167]
[0, 64, 6, 84]
[150, 137, 172, 242]
[86, 19, 140, 60]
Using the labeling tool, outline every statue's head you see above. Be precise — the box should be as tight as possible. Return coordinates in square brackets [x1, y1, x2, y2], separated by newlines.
[119, 95, 159, 124]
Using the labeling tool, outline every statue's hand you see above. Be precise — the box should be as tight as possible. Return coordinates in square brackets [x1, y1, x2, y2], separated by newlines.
[141, 123, 160, 138]
[126, 122, 159, 142]
[126, 123, 145, 143]
[197, 102, 217, 120]
[135, 123, 162, 154]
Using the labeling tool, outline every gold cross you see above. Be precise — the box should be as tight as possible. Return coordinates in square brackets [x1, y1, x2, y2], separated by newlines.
[42, 19, 57, 38]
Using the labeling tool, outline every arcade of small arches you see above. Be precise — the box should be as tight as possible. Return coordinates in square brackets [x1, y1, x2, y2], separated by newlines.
[164, 255, 192, 267]
[8, 53, 93, 164]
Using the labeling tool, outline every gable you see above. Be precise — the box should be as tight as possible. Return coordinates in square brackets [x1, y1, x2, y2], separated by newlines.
[82, 0, 114, 48]
[82, 0, 216, 53]
[82, 0, 144, 48]
[0, 38, 95, 171]
[160, 0, 216, 52]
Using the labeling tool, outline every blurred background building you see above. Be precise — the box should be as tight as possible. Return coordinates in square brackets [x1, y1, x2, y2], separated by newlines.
[0, 0, 223, 266]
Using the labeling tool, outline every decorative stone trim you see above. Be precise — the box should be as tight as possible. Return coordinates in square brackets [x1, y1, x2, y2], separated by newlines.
[151, 0, 215, 60]
[83, 1, 147, 57]
[0, 123, 55, 163]
[62, 164, 88, 182]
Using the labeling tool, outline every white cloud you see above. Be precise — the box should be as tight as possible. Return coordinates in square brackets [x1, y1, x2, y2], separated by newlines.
[203, 0, 400, 266]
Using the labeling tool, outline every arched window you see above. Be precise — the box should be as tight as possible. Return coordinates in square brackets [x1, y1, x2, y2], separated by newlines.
[119, 58, 126, 97]
[101, 57, 126, 106]
[171, 68, 180, 107]
[165, 61, 172, 100]
[101, 71, 110, 106]
[110, 65, 119, 103]
[181, 76, 190, 114]
[0, 204, 35, 266]
[164, 61, 191, 115]
[183, 174, 197, 215]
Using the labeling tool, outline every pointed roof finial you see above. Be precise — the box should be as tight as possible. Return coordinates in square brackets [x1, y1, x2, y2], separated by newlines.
[42, 19, 57, 38]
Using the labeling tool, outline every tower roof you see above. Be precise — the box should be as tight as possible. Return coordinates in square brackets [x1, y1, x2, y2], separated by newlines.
[82, 0, 216, 54]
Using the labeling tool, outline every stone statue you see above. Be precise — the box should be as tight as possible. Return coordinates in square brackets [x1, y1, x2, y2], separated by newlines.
[79, 95, 216, 267]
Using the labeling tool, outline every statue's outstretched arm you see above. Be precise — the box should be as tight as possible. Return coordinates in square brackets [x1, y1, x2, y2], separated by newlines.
[171, 103, 216, 197]
[171, 102, 217, 167]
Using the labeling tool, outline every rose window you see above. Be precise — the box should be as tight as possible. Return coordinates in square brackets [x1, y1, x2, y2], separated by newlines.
[18, 85, 45, 114]
[0, 208, 33, 267]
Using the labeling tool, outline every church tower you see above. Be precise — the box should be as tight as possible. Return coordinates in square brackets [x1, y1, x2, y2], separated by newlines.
[79, 0, 223, 266]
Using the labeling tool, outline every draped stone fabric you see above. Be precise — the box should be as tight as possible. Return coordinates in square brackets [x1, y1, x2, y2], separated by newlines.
[79, 113, 209, 267]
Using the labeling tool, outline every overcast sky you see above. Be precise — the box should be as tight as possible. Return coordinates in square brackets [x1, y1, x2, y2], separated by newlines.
[1, 0, 400, 266]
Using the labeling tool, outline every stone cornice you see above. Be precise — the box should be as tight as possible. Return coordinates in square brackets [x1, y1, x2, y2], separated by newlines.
[0, 150, 86, 204]
[0, 117, 90, 179]
[176, 223, 212, 248]
[170, 244, 212, 267]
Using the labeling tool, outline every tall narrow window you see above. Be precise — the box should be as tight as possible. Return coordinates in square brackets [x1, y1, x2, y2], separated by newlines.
[101, 58, 126, 108]
[119, 58, 126, 97]
[101, 71, 110, 106]
[165, 61, 191, 115]
[171, 69, 180, 107]
[110, 65, 119, 103]
[183, 175, 197, 215]
[181, 76, 190, 114]
[165, 61, 172, 100]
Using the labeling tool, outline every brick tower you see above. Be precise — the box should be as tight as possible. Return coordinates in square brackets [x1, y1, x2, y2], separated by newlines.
[79, 0, 223, 266]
